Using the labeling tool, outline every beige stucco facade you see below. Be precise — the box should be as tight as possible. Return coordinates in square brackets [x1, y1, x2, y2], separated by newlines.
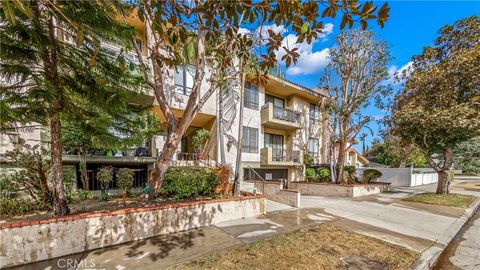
[0, 12, 331, 188]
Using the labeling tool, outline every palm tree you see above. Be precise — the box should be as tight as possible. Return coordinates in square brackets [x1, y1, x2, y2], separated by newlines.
[1, 0, 139, 215]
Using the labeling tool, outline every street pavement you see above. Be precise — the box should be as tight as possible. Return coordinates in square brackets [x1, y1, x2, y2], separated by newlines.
[10, 176, 480, 270]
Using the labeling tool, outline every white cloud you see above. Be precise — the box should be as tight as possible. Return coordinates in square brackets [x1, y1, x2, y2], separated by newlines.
[387, 61, 413, 84]
[237, 27, 251, 35]
[318, 23, 334, 41]
[278, 23, 334, 75]
[254, 24, 286, 44]
[286, 48, 330, 75]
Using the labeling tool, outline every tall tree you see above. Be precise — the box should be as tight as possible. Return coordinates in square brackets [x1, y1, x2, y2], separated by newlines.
[391, 16, 480, 194]
[365, 137, 427, 168]
[1, 0, 139, 215]
[454, 137, 480, 175]
[129, 0, 390, 196]
[322, 29, 390, 184]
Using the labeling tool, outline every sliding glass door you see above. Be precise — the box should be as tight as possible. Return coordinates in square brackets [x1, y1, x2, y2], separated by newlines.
[265, 133, 284, 161]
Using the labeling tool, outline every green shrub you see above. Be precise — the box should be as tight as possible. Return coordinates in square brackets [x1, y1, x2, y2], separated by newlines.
[317, 168, 331, 182]
[303, 153, 314, 166]
[128, 188, 143, 197]
[117, 168, 135, 205]
[343, 166, 356, 175]
[97, 166, 113, 200]
[161, 167, 219, 199]
[70, 189, 94, 203]
[0, 198, 49, 217]
[0, 176, 16, 199]
[362, 169, 383, 183]
[305, 168, 316, 182]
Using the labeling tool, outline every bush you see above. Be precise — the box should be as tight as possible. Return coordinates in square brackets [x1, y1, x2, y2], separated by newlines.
[303, 153, 314, 166]
[0, 176, 16, 199]
[343, 166, 356, 175]
[128, 188, 143, 197]
[97, 166, 113, 200]
[161, 167, 219, 199]
[305, 168, 316, 182]
[317, 168, 331, 182]
[0, 198, 50, 217]
[362, 169, 383, 183]
[69, 189, 94, 203]
[117, 168, 135, 205]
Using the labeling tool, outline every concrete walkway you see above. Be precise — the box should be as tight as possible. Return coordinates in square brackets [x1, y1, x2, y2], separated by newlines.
[434, 207, 480, 270]
[11, 177, 480, 270]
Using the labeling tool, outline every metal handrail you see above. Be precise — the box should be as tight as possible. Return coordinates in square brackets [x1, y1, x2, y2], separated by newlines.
[247, 166, 265, 195]
[170, 152, 215, 167]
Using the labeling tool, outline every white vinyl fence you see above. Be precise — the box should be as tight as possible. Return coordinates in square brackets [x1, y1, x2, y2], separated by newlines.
[357, 167, 439, 187]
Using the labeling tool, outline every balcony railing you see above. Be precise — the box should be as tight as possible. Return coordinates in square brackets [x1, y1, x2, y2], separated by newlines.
[272, 106, 300, 123]
[261, 103, 302, 130]
[168, 152, 216, 167]
[63, 147, 152, 157]
[100, 42, 140, 65]
[261, 147, 303, 166]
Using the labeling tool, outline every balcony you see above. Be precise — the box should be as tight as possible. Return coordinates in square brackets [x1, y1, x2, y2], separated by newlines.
[62, 139, 156, 165]
[261, 103, 301, 130]
[260, 147, 303, 167]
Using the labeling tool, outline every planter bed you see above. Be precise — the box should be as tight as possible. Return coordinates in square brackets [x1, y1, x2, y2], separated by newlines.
[289, 182, 391, 197]
[0, 195, 266, 268]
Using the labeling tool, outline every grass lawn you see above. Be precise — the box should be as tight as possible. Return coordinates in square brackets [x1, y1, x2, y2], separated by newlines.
[173, 224, 419, 270]
[403, 193, 476, 208]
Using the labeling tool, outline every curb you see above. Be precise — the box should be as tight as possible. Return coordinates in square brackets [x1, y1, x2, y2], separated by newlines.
[411, 197, 480, 270]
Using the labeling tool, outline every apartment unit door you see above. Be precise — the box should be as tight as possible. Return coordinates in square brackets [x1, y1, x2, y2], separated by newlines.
[265, 133, 284, 161]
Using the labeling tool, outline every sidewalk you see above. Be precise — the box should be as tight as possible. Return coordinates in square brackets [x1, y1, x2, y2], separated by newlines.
[434, 206, 480, 270]
[11, 177, 479, 270]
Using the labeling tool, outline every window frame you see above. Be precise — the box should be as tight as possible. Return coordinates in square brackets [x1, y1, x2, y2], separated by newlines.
[244, 81, 259, 110]
[242, 126, 259, 153]
[265, 94, 285, 108]
[174, 65, 195, 95]
[309, 103, 320, 124]
[308, 137, 320, 157]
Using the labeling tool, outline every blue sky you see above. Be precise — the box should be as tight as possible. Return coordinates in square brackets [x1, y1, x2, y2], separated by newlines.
[278, 1, 480, 152]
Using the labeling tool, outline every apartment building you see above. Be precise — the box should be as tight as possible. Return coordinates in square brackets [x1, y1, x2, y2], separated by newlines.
[0, 12, 331, 190]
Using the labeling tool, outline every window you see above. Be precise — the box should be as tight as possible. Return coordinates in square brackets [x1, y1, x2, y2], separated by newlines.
[265, 94, 285, 108]
[242, 126, 258, 153]
[265, 133, 284, 160]
[308, 137, 319, 157]
[174, 66, 195, 95]
[309, 103, 320, 124]
[244, 81, 259, 110]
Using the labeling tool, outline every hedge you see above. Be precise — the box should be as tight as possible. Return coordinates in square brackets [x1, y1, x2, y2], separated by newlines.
[161, 166, 219, 199]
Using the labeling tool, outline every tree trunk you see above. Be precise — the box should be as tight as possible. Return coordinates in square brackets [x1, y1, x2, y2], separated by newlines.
[233, 71, 245, 196]
[218, 88, 226, 164]
[79, 145, 88, 190]
[50, 117, 70, 215]
[436, 171, 450, 194]
[41, 7, 69, 216]
[38, 161, 52, 203]
[425, 147, 454, 195]
[337, 138, 347, 184]
[150, 132, 182, 196]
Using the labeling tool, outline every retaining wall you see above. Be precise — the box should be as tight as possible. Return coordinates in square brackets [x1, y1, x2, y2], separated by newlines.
[248, 180, 300, 207]
[288, 182, 391, 197]
[0, 196, 266, 268]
